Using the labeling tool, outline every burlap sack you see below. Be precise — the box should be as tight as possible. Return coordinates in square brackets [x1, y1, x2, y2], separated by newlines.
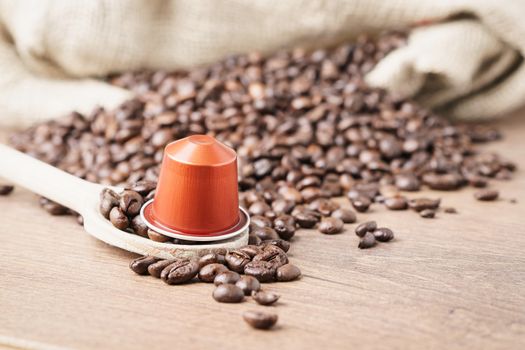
[0, 0, 524, 127]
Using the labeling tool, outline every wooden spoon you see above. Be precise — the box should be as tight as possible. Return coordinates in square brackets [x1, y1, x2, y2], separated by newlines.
[0, 144, 248, 259]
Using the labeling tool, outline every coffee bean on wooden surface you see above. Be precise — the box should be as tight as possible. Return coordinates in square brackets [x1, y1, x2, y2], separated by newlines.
[408, 198, 441, 212]
[260, 239, 291, 253]
[358, 232, 376, 249]
[214, 271, 241, 285]
[129, 256, 161, 275]
[225, 250, 252, 273]
[474, 189, 499, 201]
[395, 174, 420, 191]
[318, 217, 344, 234]
[330, 208, 356, 223]
[273, 215, 296, 240]
[243, 311, 278, 330]
[355, 221, 377, 237]
[253, 245, 288, 268]
[236, 275, 261, 296]
[443, 207, 458, 214]
[276, 263, 301, 282]
[213, 284, 245, 303]
[384, 196, 408, 210]
[148, 259, 176, 278]
[198, 263, 229, 282]
[0, 185, 14, 196]
[161, 260, 199, 285]
[252, 291, 280, 306]
[250, 215, 273, 230]
[198, 253, 221, 268]
[244, 261, 277, 282]
[420, 209, 436, 218]
[372, 228, 394, 242]
[251, 227, 280, 241]
[39, 197, 70, 216]
[239, 245, 263, 258]
[351, 196, 371, 212]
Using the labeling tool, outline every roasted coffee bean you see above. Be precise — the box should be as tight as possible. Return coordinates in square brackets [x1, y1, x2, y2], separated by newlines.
[119, 190, 144, 216]
[250, 215, 273, 230]
[252, 290, 280, 306]
[253, 245, 288, 268]
[248, 233, 262, 245]
[130, 215, 149, 237]
[271, 199, 295, 214]
[236, 275, 261, 295]
[0, 185, 14, 196]
[420, 209, 436, 218]
[422, 173, 464, 191]
[249, 201, 272, 216]
[293, 208, 319, 228]
[309, 198, 340, 216]
[148, 259, 176, 278]
[372, 228, 394, 242]
[318, 217, 344, 234]
[273, 215, 296, 240]
[109, 207, 129, 230]
[443, 207, 458, 214]
[147, 229, 171, 242]
[239, 245, 263, 258]
[199, 263, 229, 282]
[242, 310, 278, 330]
[214, 271, 241, 285]
[213, 284, 245, 303]
[244, 261, 277, 282]
[358, 232, 376, 249]
[128, 180, 157, 195]
[351, 196, 371, 212]
[395, 174, 421, 191]
[161, 259, 199, 285]
[408, 198, 441, 212]
[129, 256, 161, 275]
[384, 196, 408, 210]
[355, 221, 377, 237]
[225, 250, 252, 273]
[276, 263, 301, 282]
[251, 227, 280, 241]
[474, 189, 499, 201]
[331, 208, 356, 223]
[198, 253, 221, 268]
[39, 197, 70, 216]
[260, 239, 291, 253]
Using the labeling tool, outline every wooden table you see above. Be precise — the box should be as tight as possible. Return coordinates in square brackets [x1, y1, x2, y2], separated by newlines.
[1, 111, 524, 350]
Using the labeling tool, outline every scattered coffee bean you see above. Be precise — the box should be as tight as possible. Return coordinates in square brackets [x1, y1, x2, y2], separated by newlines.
[236, 275, 261, 295]
[198, 263, 229, 283]
[214, 271, 241, 285]
[273, 215, 296, 240]
[119, 190, 144, 216]
[260, 239, 291, 253]
[474, 189, 499, 201]
[213, 284, 245, 303]
[147, 229, 171, 243]
[251, 227, 280, 241]
[331, 208, 356, 223]
[198, 253, 221, 268]
[420, 209, 436, 218]
[252, 290, 280, 306]
[355, 221, 377, 237]
[0, 185, 14, 196]
[358, 232, 376, 249]
[225, 250, 252, 273]
[408, 198, 441, 212]
[239, 245, 263, 258]
[318, 217, 344, 234]
[250, 215, 273, 230]
[253, 245, 288, 268]
[351, 196, 371, 212]
[243, 311, 278, 330]
[443, 207, 458, 214]
[372, 228, 394, 242]
[244, 261, 277, 282]
[276, 263, 301, 282]
[395, 174, 420, 191]
[161, 259, 199, 285]
[384, 196, 408, 210]
[148, 259, 176, 278]
[129, 256, 161, 275]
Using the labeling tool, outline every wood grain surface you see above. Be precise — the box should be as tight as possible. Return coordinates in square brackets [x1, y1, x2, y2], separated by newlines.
[1, 111, 524, 350]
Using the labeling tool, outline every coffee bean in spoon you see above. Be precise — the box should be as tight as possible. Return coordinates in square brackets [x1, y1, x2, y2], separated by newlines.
[109, 207, 129, 230]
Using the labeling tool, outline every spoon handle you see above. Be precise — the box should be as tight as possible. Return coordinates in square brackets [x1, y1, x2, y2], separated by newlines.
[0, 143, 101, 214]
